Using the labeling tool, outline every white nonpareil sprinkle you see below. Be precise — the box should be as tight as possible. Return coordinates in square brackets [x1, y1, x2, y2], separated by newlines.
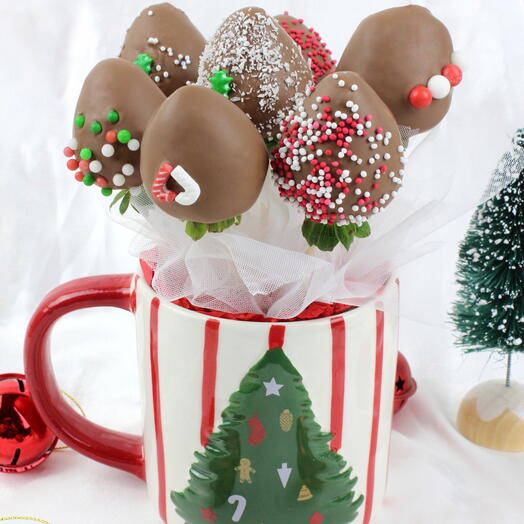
[113, 174, 125, 187]
[122, 164, 134, 176]
[338, 80, 345, 87]
[128, 139, 140, 151]
[351, 84, 358, 91]
[89, 160, 102, 173]
[68, 138, 78, 150]
[147, 10, 153, 16]
[101, 144, 114, 157]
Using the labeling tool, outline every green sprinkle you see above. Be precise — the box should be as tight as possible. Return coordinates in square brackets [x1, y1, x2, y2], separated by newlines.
[75, 114, 86, 128]
[90, 121, 102, 134]
[83, 173, 95, 186]
[79, 148, 93, 160]
[117, 129, 132, 144]
[101, 187, 113, 197]
[134, 53, 153, 75]
[107, 110, 119, 124]
[209, 70, 233, 98]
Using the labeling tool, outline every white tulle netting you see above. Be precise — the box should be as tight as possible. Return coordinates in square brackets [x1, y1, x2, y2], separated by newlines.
[114, 127, 523, 319]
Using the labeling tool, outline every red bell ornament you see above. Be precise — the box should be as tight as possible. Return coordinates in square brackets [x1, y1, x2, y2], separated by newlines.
[0, 373, 57, 473]
[393, 353, 417, 414]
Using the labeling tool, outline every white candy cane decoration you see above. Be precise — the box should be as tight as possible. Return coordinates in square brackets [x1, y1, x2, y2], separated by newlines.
[151, 162, 201, 206]
[171, 165, 201, 206]
[227, 495, 247, 522]
[152, 162, 177, 203]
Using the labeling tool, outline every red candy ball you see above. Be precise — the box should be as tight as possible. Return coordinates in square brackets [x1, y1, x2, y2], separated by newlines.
[66, 158, 79, 171]
[74, 171, 84, 182]
[0, 374, 57, 473]
[105, 130, 117, 144]
[63, 146, 74, 158]
[441, 63, 463, 87]
[408, 85, 432, 108]
[95, 176, 109, 188]
[78, 159, 90, 173]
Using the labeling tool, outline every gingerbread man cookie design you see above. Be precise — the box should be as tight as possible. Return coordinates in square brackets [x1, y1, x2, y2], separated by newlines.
[235, 458, 256, 484]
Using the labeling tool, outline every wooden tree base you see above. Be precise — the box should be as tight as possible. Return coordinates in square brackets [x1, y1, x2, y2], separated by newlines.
[457, 379, 524, 451]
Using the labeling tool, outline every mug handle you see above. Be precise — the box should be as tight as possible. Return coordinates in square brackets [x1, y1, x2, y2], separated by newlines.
[24, 273, 145, 480]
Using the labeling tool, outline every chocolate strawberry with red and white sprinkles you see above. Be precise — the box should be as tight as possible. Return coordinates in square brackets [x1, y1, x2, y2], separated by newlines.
[271, 71, 406, 251]
[275, 12, 336, 84]
[63, 58, 165, 200]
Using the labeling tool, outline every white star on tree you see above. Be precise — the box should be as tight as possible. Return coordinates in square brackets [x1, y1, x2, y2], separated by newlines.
[263, 377, 283, 396]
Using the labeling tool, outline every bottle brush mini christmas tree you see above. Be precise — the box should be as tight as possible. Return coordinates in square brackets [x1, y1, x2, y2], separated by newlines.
[172, 347, 363, 523]
[452, 129, 524, 451]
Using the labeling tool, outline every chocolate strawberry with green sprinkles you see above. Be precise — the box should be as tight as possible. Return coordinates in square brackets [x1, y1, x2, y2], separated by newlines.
[271, 71, 407, 251]
[63, 58, 165, 200]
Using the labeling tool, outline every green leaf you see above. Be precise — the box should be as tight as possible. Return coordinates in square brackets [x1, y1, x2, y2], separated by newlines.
[119, 191, 131, 215]
[355, 221, 371, 238]
[335, 224, 355, 250]
[265, 138, 279, 152]
[110, 189, 127, 209]
[185, 221, 208, 241]
[208, 217, 235, 233]
[301, 219, 339, 252]
[184, 215, 242, 241]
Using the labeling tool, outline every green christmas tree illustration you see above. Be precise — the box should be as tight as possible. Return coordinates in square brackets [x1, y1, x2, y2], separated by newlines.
[172, 347, 363, 524]
[451, 130, 524, 385]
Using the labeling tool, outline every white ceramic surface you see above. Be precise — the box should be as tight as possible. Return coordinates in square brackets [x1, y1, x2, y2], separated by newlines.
[133, 274, 399, 524]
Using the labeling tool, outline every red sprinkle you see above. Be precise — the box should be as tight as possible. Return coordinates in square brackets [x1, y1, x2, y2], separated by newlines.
[66, 158, 79, 171]
[63, 147, 74, 157]
[95, 176, 109, 188]
[105, 130, 117, 144]
[74, 171, 84, 182]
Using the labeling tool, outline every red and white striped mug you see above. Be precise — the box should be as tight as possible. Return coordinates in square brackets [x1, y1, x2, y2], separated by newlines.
[24, 271, 399, 524]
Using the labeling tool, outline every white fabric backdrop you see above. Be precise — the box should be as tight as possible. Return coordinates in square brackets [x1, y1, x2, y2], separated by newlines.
[1, 0, 523, 522]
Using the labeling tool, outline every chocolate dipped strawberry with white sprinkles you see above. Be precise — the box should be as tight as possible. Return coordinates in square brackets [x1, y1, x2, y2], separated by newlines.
[271, 71, 406, 251]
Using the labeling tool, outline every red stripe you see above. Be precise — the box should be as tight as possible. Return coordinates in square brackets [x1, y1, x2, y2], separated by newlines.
[129, 274, 139, 313]
[330, 316, 346, 451]
[363, 310, 385, 524]
[201, 319, 220, 447]
[150, 297, 167, 523]
[268, 324, 286, 349]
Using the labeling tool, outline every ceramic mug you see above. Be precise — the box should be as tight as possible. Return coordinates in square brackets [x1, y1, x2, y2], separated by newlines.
[25, 271, 399, 524]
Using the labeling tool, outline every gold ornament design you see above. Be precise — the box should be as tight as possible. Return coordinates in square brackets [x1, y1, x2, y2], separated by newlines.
[279, 409, 293, 432]
[235, 458, 256, 484]
[297, 485, 313, 501]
